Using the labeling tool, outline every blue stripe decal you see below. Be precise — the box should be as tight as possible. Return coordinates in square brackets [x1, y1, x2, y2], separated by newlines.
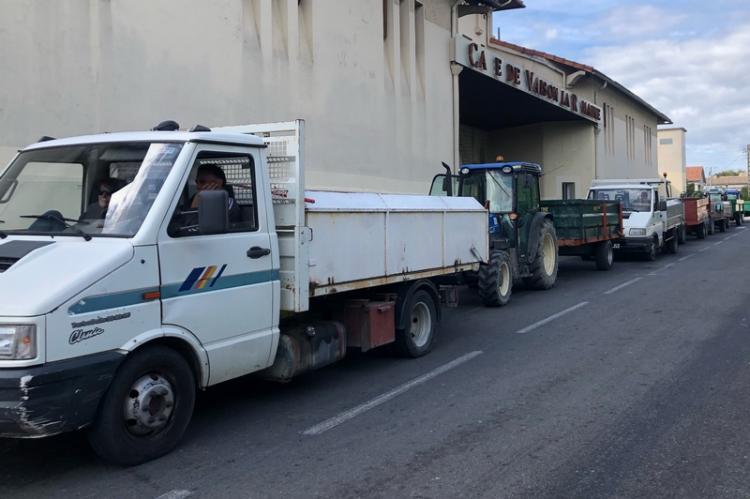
[67, 269, 279, 316]
[68, 288, 158, 315]
[161, 269, 279, 299]
[179, 267, 205, 292]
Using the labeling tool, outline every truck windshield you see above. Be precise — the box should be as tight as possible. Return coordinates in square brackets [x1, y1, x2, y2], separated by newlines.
[461, 170, 513, 213]
[590, 188, 652, 212]
[0, 142, 182, 238]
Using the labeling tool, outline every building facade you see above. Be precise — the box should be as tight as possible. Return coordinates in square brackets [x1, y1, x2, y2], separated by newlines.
[657, 127, 688, 195]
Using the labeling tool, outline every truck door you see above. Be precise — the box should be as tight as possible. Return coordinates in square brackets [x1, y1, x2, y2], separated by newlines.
[516, 172, 540, 258]
[157, 146, 276, 385]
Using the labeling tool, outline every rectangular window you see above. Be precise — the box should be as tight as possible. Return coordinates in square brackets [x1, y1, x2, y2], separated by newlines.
[562, 182, 575, 200]
[659, 138, 673, 145]
[603, 103, 615, 155]
[168, 152, 258, 237]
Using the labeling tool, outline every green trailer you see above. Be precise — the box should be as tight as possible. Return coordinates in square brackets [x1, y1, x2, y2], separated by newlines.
[540, 199, 623, 271]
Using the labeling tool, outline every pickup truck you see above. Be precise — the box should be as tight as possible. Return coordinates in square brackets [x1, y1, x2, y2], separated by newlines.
[0, 121, 488, 465]
[588, 179, 684, 261]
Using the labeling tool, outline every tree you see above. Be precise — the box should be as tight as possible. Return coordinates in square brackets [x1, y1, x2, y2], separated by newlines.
[714, 169, 743, 177]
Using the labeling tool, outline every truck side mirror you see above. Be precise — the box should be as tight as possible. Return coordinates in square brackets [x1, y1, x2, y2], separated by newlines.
[441, 162, 453, 196]
[658, 200, 667, 211]
[198, 190, 229, 235]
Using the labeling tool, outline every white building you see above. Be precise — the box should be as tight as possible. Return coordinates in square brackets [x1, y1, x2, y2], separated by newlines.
[0, 0, 669, 199]
[657, 127, 688, 195]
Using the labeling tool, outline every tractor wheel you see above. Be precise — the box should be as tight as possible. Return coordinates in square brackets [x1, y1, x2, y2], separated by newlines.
[708, 220, 716, 235]
[477, 250, 513, 307]
[524, 219, 558, 290]
[719, 219, 727, 232]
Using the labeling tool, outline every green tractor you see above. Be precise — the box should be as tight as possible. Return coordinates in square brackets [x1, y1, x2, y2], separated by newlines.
[430, 162, 557, 307]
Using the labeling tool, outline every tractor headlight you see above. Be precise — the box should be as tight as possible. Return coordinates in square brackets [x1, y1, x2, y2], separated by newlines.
[0, 325, 37, 360]
[629, 228, 647, 237]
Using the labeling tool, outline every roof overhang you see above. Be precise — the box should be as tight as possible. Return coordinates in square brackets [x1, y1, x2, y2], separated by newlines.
[459, 0, 525, 17]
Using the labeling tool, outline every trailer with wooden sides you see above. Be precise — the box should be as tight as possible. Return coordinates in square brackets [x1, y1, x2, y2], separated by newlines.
[540, 199, 623, 271]
[682, 197, 710, 239]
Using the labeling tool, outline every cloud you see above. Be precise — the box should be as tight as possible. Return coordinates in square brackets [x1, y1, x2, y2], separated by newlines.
[600, 5, 687, 38]
[586, 24, 750, 169]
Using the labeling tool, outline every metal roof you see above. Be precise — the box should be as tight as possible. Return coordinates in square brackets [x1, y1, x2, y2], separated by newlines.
[22, 131, 265, 151]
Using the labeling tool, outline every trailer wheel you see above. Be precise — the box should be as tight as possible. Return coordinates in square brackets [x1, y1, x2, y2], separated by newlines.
[87, 345, 196, 466]
[677, 224, 687, 244]
[594, 241, 614, 271]
[666, 230, 679, 254]
[524, 219, 558, 290]
[697, 222, 706, 240]
[394, 289, 437, 358]
[478, 250, 512, 307]
[645, 237, 658, 261]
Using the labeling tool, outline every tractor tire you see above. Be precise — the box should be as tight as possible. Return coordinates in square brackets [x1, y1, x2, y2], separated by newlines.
[719, 219, 727, 232]
[709, 220, 716, 235]
[594, 241, 614, 271]
[87, 346, 196, 466]
[477, 250, 513, 307]
[524, 219, 558, 290]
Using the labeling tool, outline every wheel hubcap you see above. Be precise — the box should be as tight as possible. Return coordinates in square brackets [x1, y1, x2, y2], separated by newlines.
[542, 234, 556, 275]
[124, 373, 175, 436]
[410, 302, 432, 348]
[499, 263, 510, 296]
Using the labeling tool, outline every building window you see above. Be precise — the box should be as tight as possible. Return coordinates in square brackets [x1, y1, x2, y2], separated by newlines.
[562, 182, 575, 200]
[625, 115, 636, 160]
[644, 125, 653, 166]
[603, 103, 615, 155]
[659, 138, 673, 145]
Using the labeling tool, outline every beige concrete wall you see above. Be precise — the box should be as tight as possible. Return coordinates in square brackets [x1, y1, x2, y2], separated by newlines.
[657, 128, 687, 195]
[0, 0, 455, 194]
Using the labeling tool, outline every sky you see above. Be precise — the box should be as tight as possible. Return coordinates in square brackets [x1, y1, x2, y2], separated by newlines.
[492, 0, 750, 176]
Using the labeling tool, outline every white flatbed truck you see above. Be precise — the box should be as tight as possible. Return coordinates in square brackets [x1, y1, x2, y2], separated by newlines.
[0, 121, 487, 464]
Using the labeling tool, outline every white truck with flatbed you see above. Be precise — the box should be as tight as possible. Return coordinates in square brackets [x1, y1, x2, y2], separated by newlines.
[0, 121, 487, 465]
[588, 179, 684, 260]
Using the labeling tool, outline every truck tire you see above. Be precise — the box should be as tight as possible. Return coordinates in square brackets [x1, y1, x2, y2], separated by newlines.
[394, 289, 437, 358]
[677, 224, 687, 244]
[645, 237, 658, 261]
[524, 219, 558, 290]
[665, 230, 678, 254]
[594, 241, 614, 271]
[87, 345, 196, 466]
[697, 222, 706, 239]
[709, 220, 715, 235]
[478, 250, 512, 307]
[719, 219, 727, 232]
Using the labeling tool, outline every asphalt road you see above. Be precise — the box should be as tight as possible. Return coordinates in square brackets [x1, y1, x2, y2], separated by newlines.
[3, 225, 750, 499]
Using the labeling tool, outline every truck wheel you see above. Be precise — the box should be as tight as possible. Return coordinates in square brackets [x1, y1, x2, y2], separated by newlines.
[87, 346, 196, 466]
[719, 220, 727, 232]
[524, 219, 558, 290]
[709, 220, 715, 235]
[478, 250, 512, 307]
[594, 241, 614, 271]
[645, 237, 658, 261]
[666, 231, 678, 254]
[697, 222, 706, 239]
[677, 224, 687, 244]
[394, 290, 437, 358]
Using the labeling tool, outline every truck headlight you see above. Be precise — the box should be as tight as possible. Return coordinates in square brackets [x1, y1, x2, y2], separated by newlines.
[0, 325, 37, 360]
[629, 228, 647, 237]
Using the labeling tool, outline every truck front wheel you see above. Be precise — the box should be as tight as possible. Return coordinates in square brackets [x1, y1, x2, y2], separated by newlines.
[666, 231, 678, 254]
[394, 289, 437, 358]
[478, 250, 513, 307]
[594, 241, 614, 271]
[645, 237, 658, 261]
[88, 345, 196, 466]
[524, 219, 558, 290]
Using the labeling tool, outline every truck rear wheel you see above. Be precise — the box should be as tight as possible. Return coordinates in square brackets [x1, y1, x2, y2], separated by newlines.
[594, 241, 614, 271]
[697, 222, 706, 239]
[87, 345, 196, 466]
[666, 231, 678, 254]
[478, 250, 512, 307]
[394, 290, 437, 358]
[524, 219, 558, 290]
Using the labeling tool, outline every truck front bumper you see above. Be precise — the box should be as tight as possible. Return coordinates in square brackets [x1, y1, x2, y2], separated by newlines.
[613, 236, 653, 252]
[0, 351, 125, 438]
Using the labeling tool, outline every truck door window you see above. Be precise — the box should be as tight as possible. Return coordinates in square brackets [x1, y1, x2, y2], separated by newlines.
[168, 152, 258, 237]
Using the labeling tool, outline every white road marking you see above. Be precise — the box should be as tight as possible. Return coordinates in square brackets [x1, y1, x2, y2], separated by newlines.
[515, 302, 589, 334]
[699, 246, 711, 252]
[154, 491, 192, 499]
[713, 240, 724, 246]
[678, 254, 695, 262]
[737, 226, 746, 230]
[648, 262, 675, 276]
[604, 277, 642, 295]
[302, 351, 483, 436]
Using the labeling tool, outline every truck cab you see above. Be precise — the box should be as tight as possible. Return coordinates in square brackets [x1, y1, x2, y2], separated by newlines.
[588, 179, 683, 260]
[430, 162, 557, 306]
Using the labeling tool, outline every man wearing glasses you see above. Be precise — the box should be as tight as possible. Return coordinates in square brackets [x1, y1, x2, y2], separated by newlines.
[81, 178, 119, 221]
